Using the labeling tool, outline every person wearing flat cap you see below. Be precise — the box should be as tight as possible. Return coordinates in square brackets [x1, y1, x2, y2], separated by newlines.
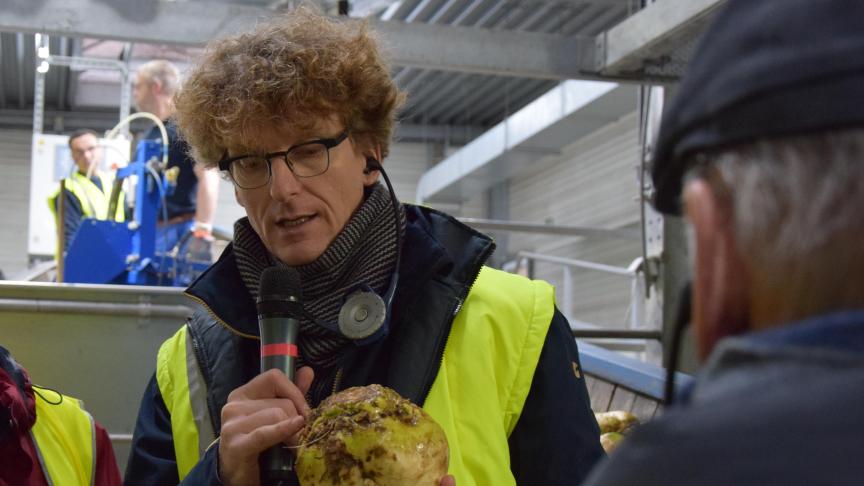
[583, 0, 864, 484]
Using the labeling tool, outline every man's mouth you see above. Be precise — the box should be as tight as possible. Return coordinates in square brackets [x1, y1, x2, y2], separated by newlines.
[277, 215, 314, 228]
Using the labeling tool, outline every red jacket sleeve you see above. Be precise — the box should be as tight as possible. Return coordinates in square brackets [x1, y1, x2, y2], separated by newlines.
[93, 421, 122, 486]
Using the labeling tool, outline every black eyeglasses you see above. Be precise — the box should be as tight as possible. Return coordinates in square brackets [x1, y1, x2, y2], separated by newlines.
[218, 130, 349, 189]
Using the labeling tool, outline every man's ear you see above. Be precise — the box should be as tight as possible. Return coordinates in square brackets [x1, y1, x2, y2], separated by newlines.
[362, 145, 383, 185]
[684, 179, 750, 360]
[152, 79, 163, 96]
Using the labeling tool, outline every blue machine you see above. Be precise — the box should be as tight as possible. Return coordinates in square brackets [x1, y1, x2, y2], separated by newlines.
[63, 140, 210, 286]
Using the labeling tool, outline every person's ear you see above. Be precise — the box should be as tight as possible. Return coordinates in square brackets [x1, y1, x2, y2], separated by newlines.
[362, 145, 383, 185]
[151, 79, 165, 96]
[362, 156, 381, 185]
[684, 178, 750, 360]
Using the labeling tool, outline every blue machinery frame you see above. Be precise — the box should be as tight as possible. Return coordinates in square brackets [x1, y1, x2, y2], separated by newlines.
[63, 140, 208, 286]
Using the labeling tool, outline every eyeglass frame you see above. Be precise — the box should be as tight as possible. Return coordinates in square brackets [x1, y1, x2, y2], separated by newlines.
[217, 130, 350, 189]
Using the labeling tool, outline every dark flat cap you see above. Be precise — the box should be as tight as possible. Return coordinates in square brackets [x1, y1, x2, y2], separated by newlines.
[652, 0, 864, 214]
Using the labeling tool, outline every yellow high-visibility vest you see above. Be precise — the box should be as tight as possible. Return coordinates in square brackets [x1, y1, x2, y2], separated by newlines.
[157, 266, 553, 484]
[48, 171, 126, 258]
[30, 388, 96, 486]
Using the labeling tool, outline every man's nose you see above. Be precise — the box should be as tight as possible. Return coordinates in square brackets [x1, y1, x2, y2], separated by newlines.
[269, 159, 302, 200]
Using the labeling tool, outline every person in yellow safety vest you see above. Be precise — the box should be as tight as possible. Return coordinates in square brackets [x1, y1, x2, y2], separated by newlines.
[0, 345, 122, 485]
[47, 129, 125, 261]
[125, 8, 604, 486]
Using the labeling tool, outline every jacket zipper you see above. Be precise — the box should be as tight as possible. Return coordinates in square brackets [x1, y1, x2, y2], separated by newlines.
[186, 290, 346, 412]
[331, 368, 343, 396]
[186, 328, 219, 440]
[183, 291, 259, 340]
[419, 242, 495, 406]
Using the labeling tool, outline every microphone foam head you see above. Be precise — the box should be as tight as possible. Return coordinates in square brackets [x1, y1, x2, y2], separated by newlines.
[258, 266, 302, 301]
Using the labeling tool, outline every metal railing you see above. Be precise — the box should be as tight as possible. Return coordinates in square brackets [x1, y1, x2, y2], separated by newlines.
[517, 251, 661, 344]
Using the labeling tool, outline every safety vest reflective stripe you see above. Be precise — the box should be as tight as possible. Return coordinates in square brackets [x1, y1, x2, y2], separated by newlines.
[157, 266, 553, 483]
[423, 266, 553, 485]
[156, 326, 215, 479]
[30, 389, 96, 486]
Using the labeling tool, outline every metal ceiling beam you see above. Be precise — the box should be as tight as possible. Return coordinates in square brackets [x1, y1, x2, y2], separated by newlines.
[594, 0, 726, 76]
[0, 107, 479, 143]
[56, 37, 69, 111]
[404, 0, 441, 22]
[374, 19, 593, 78]
[427, 0, 470, 24]
[15, 33, 26, 110]
[396, 122, 484, 144]
[536, 0, 635, 4]
[0, 0, 597, 80]
[0, 35, 6, 109]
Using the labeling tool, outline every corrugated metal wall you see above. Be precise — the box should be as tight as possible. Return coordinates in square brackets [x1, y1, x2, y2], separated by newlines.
[507, 111, 642, 328]
[0, 129, 33, 278]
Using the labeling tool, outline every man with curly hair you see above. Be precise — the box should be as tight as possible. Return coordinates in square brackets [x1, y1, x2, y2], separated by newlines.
[125, 8, 603, 485]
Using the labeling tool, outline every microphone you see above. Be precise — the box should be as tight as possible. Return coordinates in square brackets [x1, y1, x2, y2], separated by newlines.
[257, 266, 303, 483]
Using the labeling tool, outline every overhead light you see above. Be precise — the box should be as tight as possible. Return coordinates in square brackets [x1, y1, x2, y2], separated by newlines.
[38, 45, 50, 59]
[37, 60, 50, 74]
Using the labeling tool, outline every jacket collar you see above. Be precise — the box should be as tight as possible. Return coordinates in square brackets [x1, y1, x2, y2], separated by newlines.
[684, 310, 864, 407]
[184, 204, 495, 338]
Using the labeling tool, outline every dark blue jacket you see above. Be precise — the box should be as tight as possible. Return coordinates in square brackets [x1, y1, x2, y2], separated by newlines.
[125, 206, 604, 485]
[145, 122, 197, 221]
[583, 310, 864, 486]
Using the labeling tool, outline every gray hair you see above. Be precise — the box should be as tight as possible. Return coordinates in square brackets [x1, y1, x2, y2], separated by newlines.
[685, 128, 864, 319]
[137, 60, 181, 96]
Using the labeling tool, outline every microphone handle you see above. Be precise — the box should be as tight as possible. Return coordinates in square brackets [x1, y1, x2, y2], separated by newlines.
[259, 316, 299, 380]
[259, 316, 300, 484]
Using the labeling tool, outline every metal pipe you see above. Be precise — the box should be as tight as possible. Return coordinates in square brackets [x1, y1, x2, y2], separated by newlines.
[572, 329, 662, 340]
[56, 179, 66, 282]
[212, 226, 233, 242]
[11, 261, 58, 282]
[16, 32, 26, 110]
[0, 280, 186, 297]
[562, 266, 573, 321]
[0, 298, 192, 318]
[518, 251, 634, 277]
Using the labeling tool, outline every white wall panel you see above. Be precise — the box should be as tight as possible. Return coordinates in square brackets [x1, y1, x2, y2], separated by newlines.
[0, 129, 34, 278]
[508, 111, 642, 328]
[384, 141, 430, 205]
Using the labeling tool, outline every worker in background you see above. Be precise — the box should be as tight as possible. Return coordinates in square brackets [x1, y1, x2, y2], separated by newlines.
[0, 345, 121, 485]
[132, 59, 220, 259]
[48, 129, 125, 261]
[583, 0, 864, 484]
[125, 8, 603, 485]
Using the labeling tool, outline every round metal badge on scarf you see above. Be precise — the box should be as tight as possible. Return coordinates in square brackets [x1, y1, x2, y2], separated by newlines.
[338, 290, 386, 340]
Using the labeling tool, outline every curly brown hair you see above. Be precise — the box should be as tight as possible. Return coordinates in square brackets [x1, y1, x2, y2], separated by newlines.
[174, 7, 405, 168]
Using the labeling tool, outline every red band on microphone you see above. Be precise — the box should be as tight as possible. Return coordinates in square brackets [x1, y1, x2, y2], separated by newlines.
[261, 343, 298, 358]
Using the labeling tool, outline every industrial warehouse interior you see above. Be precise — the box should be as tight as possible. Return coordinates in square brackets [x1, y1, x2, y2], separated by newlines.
[1, 0, 862, 484]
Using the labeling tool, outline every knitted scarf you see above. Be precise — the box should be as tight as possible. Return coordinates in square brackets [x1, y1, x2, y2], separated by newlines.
[233, 184, 404, 371]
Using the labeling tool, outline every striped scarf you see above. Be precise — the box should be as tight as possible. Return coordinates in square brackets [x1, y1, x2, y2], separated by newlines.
[233, 183, 404, 371]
